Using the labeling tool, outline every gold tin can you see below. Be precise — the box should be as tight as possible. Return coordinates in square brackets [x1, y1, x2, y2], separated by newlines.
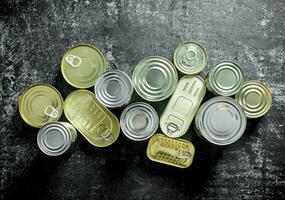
[18, 83, 64, 128]
[64, 90, 120, 147]
[147, 134, 195, 168]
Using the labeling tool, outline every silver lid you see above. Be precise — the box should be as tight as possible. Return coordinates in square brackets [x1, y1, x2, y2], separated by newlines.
[37, 122, 72, 156]
[195, 96, 247, 145]
[120, 102, 159, 141]
[95, 70, 133, 108]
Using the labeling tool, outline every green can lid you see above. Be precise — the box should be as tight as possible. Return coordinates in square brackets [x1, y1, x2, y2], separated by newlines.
[61, 44, 106, 88]
[235, 81, 272, 118]
[174, 41, 207, 74]
[208, 61, 244, 96]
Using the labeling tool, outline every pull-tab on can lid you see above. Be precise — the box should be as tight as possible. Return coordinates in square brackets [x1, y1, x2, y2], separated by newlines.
[94, 70, 133, 108]
[132, 56, 178, 102]
[120, 102, 159, 141]
[174, 41, 207, 75]
[18, 83, 64, 128]
[235, 81, 272, 118]
[61, 44, 106, 88]
[195, 96, 247, 145]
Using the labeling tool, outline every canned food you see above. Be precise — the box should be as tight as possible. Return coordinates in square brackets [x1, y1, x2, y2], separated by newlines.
[235, 81, 272, 118]
[195, 96, 247, 145]
[132, 56, 178, 102]
[173, 41, 207, 75]
[160, 75, 206, 138]
[61, 44, 106, 88]
[205, 61, 244, 96]
[18, 83, 64, 128]
[64, 90, 120, 147]
[94, 70, 133, 108]
[120, 102, 159, 141]
[146, 134, 195, 168]
[37, 122, 77, 156]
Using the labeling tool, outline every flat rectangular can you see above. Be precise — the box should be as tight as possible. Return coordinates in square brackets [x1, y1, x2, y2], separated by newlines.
[146, 134, 195, 168]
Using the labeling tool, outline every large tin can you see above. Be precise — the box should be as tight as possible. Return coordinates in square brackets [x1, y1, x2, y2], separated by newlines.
[18, 83, 64, 128]
[64, 90, 120, 147]
[173, 41, 207, 75]
[235, 81, 272, 118]
[132, 56, 178, 102]
[61, 44, 106, 89]
[146, 134, 195, 168]
[120, 102, 159, 141]
[205, 61, 244, 96]
[37, 122, 77, 156]
[160, 75, 206, 138]
[195, 96, 247, 145]
[94, 70, 133, 108]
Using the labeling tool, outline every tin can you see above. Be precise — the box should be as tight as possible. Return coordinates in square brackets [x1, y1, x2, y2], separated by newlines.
[94, 70, 133, 108]
[37, 122, 77, 156]
[120, 102, 159, 141]
[146, 134, 195, 168]
[195, 96, 247, 145]
[64, 90, 120, 147]
[160, 75, 206, 138]
[235, 81, 272, 118]
[205, 61, 244, 96]
[132, 56, 178, 102]
[61, 44, 106, 89]
[173, 41, 207, 75]
[18, 83, 64, 128]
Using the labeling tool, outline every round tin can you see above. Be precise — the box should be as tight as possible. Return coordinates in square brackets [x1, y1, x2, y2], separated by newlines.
[37, 122, 77, 156]
[205, 61, 244, 96]
[235, 81, 272, 118]
[195, 96, 247, 145]
[61, 44, 106, 88]
[132, 56, 178, 102]
[120, 102, 159, 141]
[173, 41, 207, 75]
[18, 83, 64, 128]
[94, 70, 133, 108]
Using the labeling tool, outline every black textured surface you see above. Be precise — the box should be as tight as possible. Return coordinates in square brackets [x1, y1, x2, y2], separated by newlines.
[0, 0, 285, 199]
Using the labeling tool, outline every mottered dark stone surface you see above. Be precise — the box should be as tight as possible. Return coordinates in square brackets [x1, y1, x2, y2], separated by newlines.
[0, 0, 284, 199]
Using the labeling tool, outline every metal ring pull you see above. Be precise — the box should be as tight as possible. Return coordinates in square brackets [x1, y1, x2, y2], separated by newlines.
[65, 54, 81, 68]
[44, 106, 59, 118]
[166, 122, 179, 134]
[176, 149, 192, 159]
[186, 45, 198, 61]
[98, 126, 113, 141]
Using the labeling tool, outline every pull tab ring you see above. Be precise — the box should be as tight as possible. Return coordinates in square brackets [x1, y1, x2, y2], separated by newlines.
[99, 127, 114, 142]
[44, 106, 59, 118]
[166, 122, 179, 134]
[65, 54, 81, 68]
[176, 149, 192, 159]
[186, 45, 198, 61]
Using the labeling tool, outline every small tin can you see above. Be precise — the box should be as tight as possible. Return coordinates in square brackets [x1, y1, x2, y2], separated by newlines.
[120, 102, 159, 141]
[132, 56, 178, 102]
[37, 122, 77, 156]
[160, 75, 206, 138]
[146, 134, 195, 168]
[18, 83, 64, 128]
[235, 81, 272, 118]
[64, 90, 120, 147]
[195, 96, 247, 145]
[173, 41, 207, 75]
[61, 44, 106, 89]
[205, 61, 244, 96]
[94, 70, 133, 108]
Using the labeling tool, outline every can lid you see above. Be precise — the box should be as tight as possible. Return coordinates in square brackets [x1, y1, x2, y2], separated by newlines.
[95, 70, 133, 108]
[174, 41, 207, 74]
[235, 81, 272, 118]
[37, 122, 71, 156]
[120, 102, 159, 141]
[18, 83, 64, 128]
[132, 56, 178, 102]
[208, 61, 244, 96]
[195, 96, 247, 145]
[61, 44, 106, 88]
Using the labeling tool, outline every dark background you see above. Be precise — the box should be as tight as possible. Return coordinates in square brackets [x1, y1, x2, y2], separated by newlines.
[0, 0, 284, 199]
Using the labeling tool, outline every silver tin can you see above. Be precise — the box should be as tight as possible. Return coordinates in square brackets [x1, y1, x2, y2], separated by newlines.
[195, 96, 247, 145]
[94, 70, 133, 108]
[120, 102, 159, 141]
[37, 122, 78, 156]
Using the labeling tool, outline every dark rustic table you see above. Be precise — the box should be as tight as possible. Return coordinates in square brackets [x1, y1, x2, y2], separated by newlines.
[0, 0, 284, 199]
